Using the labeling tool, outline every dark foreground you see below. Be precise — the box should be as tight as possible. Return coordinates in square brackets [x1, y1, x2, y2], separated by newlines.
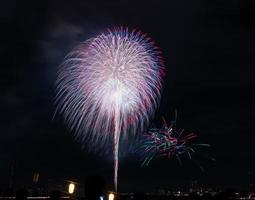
[0, 190, 255, 200]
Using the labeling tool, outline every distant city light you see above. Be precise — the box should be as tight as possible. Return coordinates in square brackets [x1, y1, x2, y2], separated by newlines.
[68, 183, 75, 194]
[108, 193, 114, 200]
[32, 172, 39, 183]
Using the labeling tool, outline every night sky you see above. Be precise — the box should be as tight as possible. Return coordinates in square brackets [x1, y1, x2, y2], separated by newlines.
[1, 0, 255, 192]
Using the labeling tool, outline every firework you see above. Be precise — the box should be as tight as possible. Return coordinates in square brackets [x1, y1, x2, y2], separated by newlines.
[55, 27, 164, 191]
[140, 118, 209, 166]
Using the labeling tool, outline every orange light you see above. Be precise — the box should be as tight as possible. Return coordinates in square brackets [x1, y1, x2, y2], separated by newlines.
[108, 193, 114, 200]
[68, 183, 75, 194]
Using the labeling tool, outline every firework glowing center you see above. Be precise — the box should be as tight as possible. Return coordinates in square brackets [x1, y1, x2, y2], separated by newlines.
[55, 28, 164, 191]
[101, 78, 133, 111]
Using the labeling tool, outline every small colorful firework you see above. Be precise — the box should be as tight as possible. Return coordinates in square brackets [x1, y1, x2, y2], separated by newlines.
[140, 117, 210, 166]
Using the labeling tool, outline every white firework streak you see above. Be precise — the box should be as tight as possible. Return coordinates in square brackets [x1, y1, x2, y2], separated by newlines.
[55, 27, 164, 191]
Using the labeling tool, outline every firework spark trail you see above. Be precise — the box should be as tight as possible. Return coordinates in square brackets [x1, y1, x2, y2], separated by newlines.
[114, 108, 120, 191]
[140, 119, 210, 166]
[55, 27, 164, 191]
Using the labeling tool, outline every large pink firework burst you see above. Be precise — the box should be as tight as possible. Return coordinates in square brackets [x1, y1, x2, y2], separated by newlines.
[55, 27, 164, 191]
